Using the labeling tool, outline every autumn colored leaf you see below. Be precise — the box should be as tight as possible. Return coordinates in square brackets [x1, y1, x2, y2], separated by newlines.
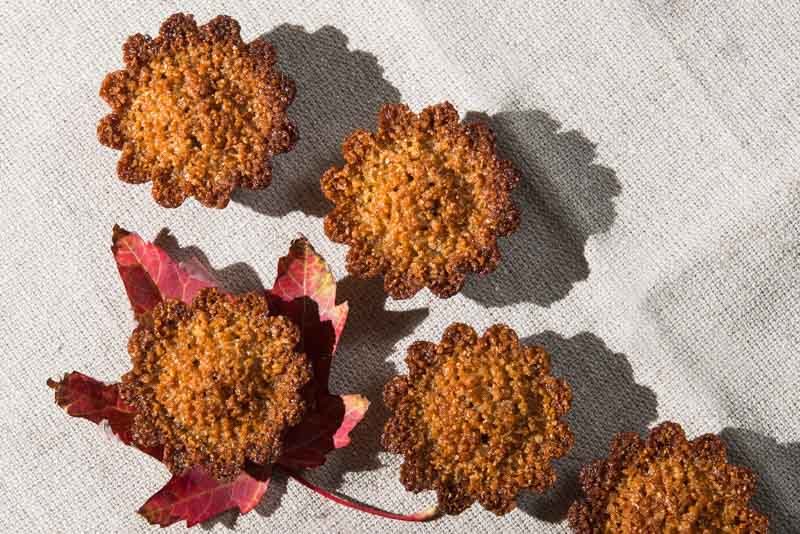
[139, 466, 270, 527]
[277, 393, 367, 469]
[47, 372, 161, 459]
[50, 227, 436, 527]
[268, 238, 368, 469]
[111, 225, 217, 315]
[271, 238, 348, 349]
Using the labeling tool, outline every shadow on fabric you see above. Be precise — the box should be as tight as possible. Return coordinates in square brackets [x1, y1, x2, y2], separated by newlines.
[250, 277, 428, 515]
[233, 24, 401, 217]
[720, 428, 800, 532]
[253, 469, 289, 521]
[519, 331, 657, 522]
[304, 276, 429, 489]
[153, 229, 264, 294]
[462, 110, 621, 307]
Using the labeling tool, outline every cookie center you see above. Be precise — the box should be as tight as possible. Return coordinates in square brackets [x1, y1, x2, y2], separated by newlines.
[421, 349, 549, 491]
[605, 455, 752, 532]
[154, 308, 298, 452]
[122, 41, 271, 187]
[353, 134, 492, 275]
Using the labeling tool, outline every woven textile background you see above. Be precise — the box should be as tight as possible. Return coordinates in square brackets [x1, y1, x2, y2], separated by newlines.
[2, 1, 798, 532]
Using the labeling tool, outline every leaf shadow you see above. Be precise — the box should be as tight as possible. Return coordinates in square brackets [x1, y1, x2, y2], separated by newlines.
[304, 276, 429, 489]
[518, 331, 658, 522]
[462, 110, 621, 307]
[720, 428, 800, 532]
[232, 24, 401, 217]
[153, 229, 264, 294]
[200, 509, 238, 530]
[254, 469, 289, 520]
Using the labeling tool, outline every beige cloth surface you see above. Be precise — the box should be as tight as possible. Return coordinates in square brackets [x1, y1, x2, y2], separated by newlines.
[1, 1, 798, 532]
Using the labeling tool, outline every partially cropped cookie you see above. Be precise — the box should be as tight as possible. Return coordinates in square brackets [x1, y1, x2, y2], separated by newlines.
[98, 14, 296, 208]
[568, 421, 769, 533]
[382, 324, 573, 515]
[121, 288, 311, 480]
[322, 102, 520, 299]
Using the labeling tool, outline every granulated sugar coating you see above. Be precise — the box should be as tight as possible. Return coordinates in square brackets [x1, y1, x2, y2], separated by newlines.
[568, 422, 769, 533]
[121, 289, 310, 480]
[382, 323, 573, 515]
[322, 102, 520, 299]
[98, 14, 296, 208]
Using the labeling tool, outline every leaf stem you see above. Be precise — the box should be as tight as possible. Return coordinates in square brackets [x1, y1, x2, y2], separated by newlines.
[284, 469, 439, 522]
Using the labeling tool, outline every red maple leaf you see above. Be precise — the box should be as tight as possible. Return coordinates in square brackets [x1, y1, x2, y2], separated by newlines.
[47, 372, 162, 460]
[110, 225, 217, 314]
[139, 466, 271, 527]
[49, 227, 432, 526]
[269, 238, 366, 469]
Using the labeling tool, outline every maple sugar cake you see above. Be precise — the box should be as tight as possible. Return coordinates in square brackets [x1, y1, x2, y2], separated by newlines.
[382, 323, 573, 515]
[322, 102, 520, 299]
[98, 13, 296, 208]
[121, 288, 310, 480]
[568, 421, 769, 533]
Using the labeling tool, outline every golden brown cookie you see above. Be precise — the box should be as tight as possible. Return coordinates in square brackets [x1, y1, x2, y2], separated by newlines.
[322, 102, 520, 298]
[382, 324, 573, 515]
[121, 288, 310, 480]
[98, 14, 296, 208]
[568, 421, 769, 533]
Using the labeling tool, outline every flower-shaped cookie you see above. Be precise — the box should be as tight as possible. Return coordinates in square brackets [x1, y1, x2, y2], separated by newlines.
[98, 14, 296, 208]
[568, 421, 769, 533]
[382, 324, 573, 515]
[322, 102, 520, 298]
[121, 288, 311, 480]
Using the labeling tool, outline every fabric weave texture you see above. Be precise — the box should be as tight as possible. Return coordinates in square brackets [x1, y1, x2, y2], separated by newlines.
[1, 1, 798, 532]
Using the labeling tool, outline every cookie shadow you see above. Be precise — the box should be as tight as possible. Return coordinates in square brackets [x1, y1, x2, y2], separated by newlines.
[462, 110, 621, 307]
[519, 331, 658, 522]
[721, 428, 800, 532]
[233, 24, 401, 217]
[153, 229, 264, 294]
[303, 276, 428, 489]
